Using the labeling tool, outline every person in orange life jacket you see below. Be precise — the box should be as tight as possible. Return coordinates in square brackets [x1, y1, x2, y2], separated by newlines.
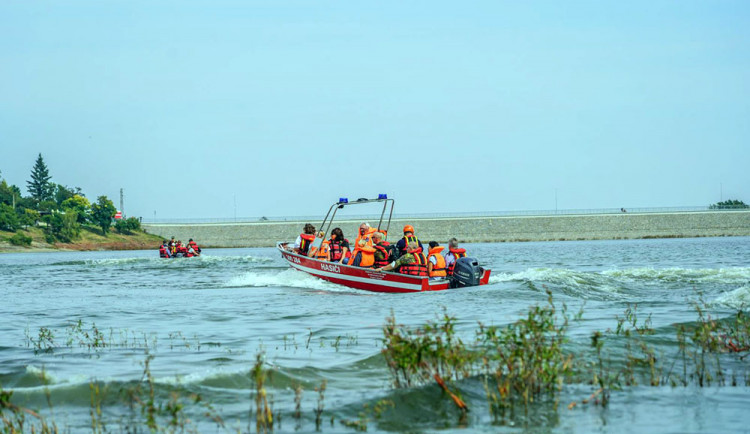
[444, 237, 467, 276]
[395, 225, 424, 257]
[427, 241, 447, 280]
[327, 227, 351, 263]
[159, 241, 171, 258]
[169, 237, 176, 255]
[294, 223, 316, 256]
[372, 232, 391, 269]
[350, 238, 376, 267]
[354, 222, 377, 250]
[344, 222, 373, 264]
[375, 242, 428, 276]
[176, 241, 188, 255]
[187, 238, 201, 255]
[308, 232, 330, 261]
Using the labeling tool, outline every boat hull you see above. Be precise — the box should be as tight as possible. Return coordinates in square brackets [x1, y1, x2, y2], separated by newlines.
[277, 243, 490, 293]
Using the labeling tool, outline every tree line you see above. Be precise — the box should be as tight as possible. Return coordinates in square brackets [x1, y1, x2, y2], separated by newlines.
[0, 153, 141, 244]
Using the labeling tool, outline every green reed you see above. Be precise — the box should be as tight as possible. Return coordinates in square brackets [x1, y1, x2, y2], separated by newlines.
[250, 351, 273, 433]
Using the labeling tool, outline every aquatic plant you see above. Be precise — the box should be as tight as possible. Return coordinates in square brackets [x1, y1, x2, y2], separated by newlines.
[314, 379, 326, 431]
[250, 351, 273, 433]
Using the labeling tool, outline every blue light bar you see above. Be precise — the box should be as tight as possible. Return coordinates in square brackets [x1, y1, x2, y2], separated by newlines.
[378, 194, 387, 200]
[339, 197, 348, 204]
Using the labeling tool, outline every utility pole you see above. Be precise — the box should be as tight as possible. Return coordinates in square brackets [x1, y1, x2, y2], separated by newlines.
[120, 188, 125, 218]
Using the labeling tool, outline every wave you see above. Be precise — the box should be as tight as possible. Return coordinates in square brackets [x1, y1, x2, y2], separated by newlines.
[713, 285, 750, 310]
[50, 255, 274, 267]
[602, 267, 750, 284]
[488, 268, 626, 300]
[225, 269, 356, 293]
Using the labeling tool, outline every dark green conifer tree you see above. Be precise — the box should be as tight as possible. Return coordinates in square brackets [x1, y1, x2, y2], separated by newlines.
[27, 153, 54, 204]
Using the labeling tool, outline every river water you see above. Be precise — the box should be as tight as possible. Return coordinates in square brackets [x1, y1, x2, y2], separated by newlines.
[1, 237, 749, 433]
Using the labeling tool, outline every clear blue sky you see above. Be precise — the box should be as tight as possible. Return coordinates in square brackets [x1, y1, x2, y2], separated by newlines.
[1, 1, 748, 219]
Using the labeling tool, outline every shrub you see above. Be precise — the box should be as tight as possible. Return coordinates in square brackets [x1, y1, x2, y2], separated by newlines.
[9, 231, 32, 246]
[43, 210, 81, 243]
[0, 203, 20, 231]
[115, 217, 141, 234]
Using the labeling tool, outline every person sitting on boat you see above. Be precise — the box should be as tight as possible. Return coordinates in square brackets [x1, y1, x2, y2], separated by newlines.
[308, 231, 330, 261]
[375, 242, 428, 276]
[350, 238, 376, 267]
[187, 239, 201, 256]
[354, 222, 377, 249]
[169, 237, 177, 255]
[427, 241, 447, 280]
[444, 237, 467, 276]
[372, 232, 392, 269]
[294, 223, 317, 256]
[395, 225, 424, 258]
[327, 227, 350, 263]
[159, 241, 171, 258]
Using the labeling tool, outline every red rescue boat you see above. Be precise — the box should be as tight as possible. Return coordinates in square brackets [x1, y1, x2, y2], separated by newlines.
[278, 196, 491, 293]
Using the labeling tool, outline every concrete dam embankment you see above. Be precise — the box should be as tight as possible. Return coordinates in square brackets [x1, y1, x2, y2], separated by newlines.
[142, 211, 750, 248]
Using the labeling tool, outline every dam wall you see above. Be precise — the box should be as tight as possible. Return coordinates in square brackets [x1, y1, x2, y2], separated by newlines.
[142, 211, 750, 248]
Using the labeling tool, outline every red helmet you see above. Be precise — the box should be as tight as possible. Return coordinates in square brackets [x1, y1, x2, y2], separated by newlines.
[403, 224, 414, 234]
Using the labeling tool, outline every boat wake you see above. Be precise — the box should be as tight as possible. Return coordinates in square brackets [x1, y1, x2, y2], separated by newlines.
[225, 269, 354, 293]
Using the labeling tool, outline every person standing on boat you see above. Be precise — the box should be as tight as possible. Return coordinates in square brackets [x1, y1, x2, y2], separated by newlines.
[427, 241, 447, 280]
[395, 225, 423, 257]
[294, 223, 316, 256]
[327, 227, 350, 263]
[375, 242, 428, 276]
[444, 237, 467, 276]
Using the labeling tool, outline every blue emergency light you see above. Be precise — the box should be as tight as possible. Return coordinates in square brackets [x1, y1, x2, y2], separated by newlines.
[339, 197, 348, 204]
[378, 194, 388, 199]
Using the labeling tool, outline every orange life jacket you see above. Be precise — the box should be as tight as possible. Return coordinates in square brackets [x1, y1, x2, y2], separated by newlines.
[356, 244, 376, 267]
[354, 227, 377, 249]
[373, 241, 391, 268]
[446, 247, 467, 276]
[399, 249, 428, 277]
[298, 233, 315, 255]
[159, 245, 169, 258]
[329, 238, 346, 262]
[312, 240, 330, 260]
[428, 246, 447, 278]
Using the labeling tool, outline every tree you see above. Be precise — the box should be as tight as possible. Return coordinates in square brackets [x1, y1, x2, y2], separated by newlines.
[90, 195, 116, 235]
[27, 153, 54, 205]
[114, 216, 141, 234]
[53, 183, 84, 206]
[0, 203, 20, 231]
[61, 194, 91, 224]
[709, 199, 748, 210]
[43, 211, 81, 242]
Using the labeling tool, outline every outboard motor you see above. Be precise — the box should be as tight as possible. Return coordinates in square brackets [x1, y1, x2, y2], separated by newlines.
[450, 257, 483, 288]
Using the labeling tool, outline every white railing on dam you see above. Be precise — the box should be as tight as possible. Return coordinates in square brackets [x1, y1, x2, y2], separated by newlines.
[141, 205, 748, 225]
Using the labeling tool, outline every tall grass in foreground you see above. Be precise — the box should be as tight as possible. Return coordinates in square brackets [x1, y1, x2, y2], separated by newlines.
[4, 294, 750, 432]
[382, 290, 750, 424]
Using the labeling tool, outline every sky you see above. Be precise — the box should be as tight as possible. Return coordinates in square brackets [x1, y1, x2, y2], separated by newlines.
[1, 1, 748, 220]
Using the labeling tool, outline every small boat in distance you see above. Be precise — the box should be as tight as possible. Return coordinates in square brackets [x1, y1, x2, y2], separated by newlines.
[278, 196, 491, 293]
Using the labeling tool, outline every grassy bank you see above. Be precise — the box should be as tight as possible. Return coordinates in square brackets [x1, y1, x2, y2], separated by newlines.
[0, 226, 163, 253]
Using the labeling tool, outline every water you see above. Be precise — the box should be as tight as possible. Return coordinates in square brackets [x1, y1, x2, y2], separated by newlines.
[1, 237, 749, 432]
